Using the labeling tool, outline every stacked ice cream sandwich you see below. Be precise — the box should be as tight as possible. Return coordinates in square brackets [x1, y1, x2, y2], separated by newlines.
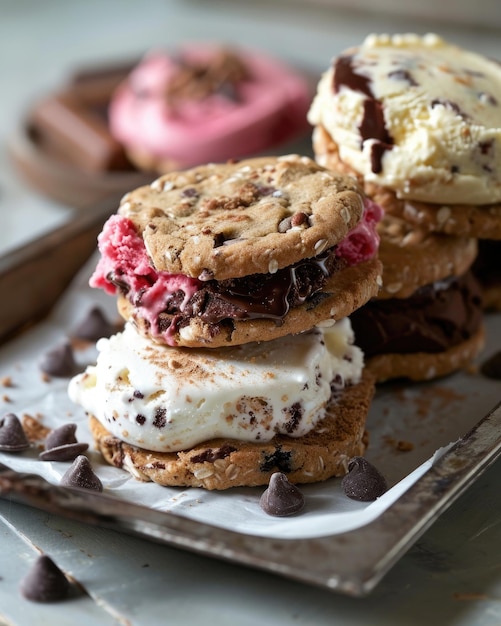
[69, 154, 382, 489]
[308, 33, 499, 381]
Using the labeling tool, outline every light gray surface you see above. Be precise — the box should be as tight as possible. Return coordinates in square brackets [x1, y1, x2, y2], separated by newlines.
[1, 2, 501, 624]
[1, 461, 501, 626]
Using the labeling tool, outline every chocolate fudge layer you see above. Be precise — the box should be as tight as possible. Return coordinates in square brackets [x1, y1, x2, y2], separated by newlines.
[351, 271, 483, 358]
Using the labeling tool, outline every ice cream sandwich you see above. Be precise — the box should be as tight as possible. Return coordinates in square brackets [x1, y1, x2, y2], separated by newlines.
[69, 154, 382, 489]
[307, 33, 501, 309]
[90, 154, 382, 348]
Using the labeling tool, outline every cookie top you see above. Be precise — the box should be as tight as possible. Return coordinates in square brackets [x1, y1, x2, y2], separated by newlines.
[308, 33, 501, 205]
[377, 214, 478, 299]
[312, 125, 501, 239]
[118, 154, 364, 281]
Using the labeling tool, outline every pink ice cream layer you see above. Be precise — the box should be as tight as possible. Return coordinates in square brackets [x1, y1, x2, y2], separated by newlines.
[108, 47, 312, 168]
[90, 201, 381, 344]
[89, 215, 201, 342]
[336, 198, 383, 265]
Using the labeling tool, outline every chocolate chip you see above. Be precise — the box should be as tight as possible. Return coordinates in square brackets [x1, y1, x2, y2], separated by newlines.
[430, 98, 468, 119]
[39, 423, 89, 461]
[0, 413, 30, 452]
[388, 69, 418, 86]
[480, 350, 501, 380]
[152, 408, 167, 428]
[291, 211, 309, 227]
[60, 455, 103, 492]
[19, 555, 71, 603]
[255, 184, 277, 196]
[260, 472, 305, 516]
[341, 457, 387, 501]
[72, 306, 114, 341]
[39, 340, 76, 377]
[282, 402, 303, 434]
[181, 187, 199, 198]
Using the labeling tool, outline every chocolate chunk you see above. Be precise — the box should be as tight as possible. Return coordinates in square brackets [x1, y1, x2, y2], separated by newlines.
[260, 446, 293, 473]
[341, 457, 387, 501]
[260, 472, 305, 516]
[68, 60, 137, 107]
[19, 555, 71, 603]
[39, 423, 89, 461]
[191, 444, 237, 464]
[480, 351, 501, 380]
[430, 98, 464, 117]
[72, 305, 114, 341]
[282, 402, 303, 434]
[0, 413, 30, 452]
[31, 91, 129, 172]
[39, 340, 76, 377]
[60, 455, 103, 492]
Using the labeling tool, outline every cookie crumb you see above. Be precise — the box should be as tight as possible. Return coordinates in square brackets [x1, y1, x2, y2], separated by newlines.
[396, 439, 414, 452]
[384, 436, 414, 452]
[452, 592, 489, 601]
[22, 414, 50, 442]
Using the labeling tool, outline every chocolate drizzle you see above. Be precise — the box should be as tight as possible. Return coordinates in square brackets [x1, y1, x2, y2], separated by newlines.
[333, 55, 372, 97]
[176, 247, 342, 328]
[333, 54, 394, 173]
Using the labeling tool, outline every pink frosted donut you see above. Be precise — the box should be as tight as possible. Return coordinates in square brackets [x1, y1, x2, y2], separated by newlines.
[108, 45, 312, 171]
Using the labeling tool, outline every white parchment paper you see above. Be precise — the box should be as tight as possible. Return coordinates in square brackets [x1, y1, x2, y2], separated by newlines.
[0, 254, 499, 539]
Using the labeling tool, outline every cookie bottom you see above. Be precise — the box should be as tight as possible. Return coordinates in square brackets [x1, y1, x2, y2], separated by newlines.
[365, 326, 485, 383]
[376, 214, 477, 300]
[89, 370, 375, 490]
[118, 257, 382, 348]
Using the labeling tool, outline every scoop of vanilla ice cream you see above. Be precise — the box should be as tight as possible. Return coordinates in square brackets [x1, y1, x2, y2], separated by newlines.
[68, 319, 363, 452]
[308, 33, 501, 205]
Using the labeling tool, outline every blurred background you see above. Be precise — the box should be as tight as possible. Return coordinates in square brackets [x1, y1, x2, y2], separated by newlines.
[1, 0, 500, 254]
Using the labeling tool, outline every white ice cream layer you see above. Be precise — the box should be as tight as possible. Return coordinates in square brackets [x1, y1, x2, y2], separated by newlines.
[68, 319, 363, 452]
[308, 33, 501, 205]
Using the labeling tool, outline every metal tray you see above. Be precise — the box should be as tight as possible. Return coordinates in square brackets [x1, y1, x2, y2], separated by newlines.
[0, 210, 500, 596]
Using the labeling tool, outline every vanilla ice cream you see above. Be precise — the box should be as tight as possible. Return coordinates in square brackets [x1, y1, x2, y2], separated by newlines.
[68, 318, 363, 452]
[308, 33, 501, 205]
